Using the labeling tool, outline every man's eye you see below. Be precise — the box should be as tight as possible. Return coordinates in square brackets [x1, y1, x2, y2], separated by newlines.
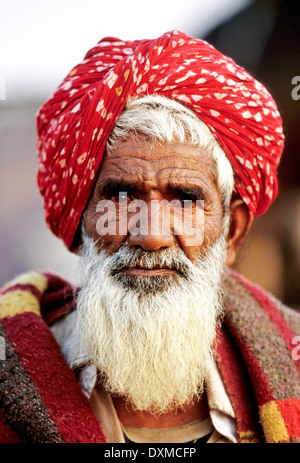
[178, 198, 195, 207]
[169, 198, 194, 210]
[110, 191, 131, 203]
[118, 192, 128, 202]
[182, 200, 197, 211]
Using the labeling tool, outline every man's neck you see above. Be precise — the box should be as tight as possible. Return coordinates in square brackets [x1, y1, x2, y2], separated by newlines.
[112, 392, 209, 429]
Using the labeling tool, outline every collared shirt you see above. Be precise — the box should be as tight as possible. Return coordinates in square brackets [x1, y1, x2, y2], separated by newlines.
[51, 312, 238, 443]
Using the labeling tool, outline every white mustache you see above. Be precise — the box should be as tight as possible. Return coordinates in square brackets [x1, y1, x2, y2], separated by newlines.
[107, 245, 191, 278]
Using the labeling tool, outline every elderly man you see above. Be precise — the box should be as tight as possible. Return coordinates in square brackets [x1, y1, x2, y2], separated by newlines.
[1, 30, 300, 444]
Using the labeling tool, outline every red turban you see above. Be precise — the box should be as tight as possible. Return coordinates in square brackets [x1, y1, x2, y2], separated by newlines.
[36, 30, 284, 250]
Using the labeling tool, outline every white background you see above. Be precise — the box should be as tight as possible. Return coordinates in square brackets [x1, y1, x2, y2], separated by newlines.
[0, 0, 252, 102]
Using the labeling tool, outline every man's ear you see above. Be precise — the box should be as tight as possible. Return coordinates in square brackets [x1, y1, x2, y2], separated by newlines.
[225, 199, 254, 267]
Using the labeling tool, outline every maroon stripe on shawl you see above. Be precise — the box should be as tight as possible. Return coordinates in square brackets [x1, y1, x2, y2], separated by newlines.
[0, 320, 64, 443]
[233, 271, 300, 377]
[41, 272, 76, 325]
[0, 283, 41, 301]
[223, 310, 276, 406]
[215, 326, 262, 440]
[2, 312, 106, 443]
[0, 416, 22, 443]
[229, 330, 275, 406]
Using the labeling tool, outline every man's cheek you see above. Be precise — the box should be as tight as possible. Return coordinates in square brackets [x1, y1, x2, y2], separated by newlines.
[95, 200, 130, 236]
[83, 207, 101, 242]
[95, 200, 117, 237]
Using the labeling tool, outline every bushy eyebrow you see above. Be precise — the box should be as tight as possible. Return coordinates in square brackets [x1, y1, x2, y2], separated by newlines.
[98, 179, 136, 196]
[98, 178, 206, 201]
[167, 185, 206, 201]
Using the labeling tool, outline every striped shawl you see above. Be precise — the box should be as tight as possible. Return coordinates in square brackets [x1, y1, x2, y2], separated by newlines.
[0, 269, 300, 443]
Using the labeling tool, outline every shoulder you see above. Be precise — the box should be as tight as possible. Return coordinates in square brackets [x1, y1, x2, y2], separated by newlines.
[0, 270, 76, 325]
[223, 268, 300, 335]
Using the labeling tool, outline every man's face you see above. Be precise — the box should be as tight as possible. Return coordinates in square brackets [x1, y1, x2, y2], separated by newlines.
[77, 136, 229, 414]
[84, 136, 225, 263]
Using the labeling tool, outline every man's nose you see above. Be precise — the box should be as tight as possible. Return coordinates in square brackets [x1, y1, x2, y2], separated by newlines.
[127, 199, 175, 251]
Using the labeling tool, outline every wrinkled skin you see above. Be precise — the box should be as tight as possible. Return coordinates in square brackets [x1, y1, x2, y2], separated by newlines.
[82, 136, 253, 428]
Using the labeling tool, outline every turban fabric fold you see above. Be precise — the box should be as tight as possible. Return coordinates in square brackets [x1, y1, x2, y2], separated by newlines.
[36, 30, 284, 250]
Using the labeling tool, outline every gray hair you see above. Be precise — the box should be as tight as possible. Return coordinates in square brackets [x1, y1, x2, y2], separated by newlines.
[107, 94, 235, 213]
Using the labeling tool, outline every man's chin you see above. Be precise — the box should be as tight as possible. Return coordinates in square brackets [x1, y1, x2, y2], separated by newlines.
[75, 226, 228, 415]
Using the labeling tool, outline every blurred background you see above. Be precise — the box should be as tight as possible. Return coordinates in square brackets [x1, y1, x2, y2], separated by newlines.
[1, 0, 299, 308]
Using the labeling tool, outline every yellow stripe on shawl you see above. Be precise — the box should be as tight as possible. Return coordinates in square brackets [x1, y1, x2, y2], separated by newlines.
[0, 271, 48, 318]
[259, 401, 290, 443]
[1, 271, 48, 293]
[0, 289, 41, 318]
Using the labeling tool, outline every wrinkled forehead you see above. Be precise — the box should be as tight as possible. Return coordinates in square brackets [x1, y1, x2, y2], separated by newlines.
[96, 136, 219, 193]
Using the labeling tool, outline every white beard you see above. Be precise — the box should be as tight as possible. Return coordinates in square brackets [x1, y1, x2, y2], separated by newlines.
[74, 229, 228, 415]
